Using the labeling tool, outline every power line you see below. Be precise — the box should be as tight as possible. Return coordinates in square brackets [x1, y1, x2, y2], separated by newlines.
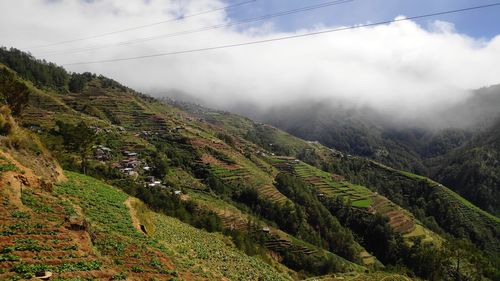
[63, 2, 500, 66]
[37, 0, 353, 57]
[29, 0, 256, 49]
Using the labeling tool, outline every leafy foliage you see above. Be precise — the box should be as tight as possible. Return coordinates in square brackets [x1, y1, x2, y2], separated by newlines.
[0, 67, 30, 115]
[54, 120, 95, 173]
[0, 47, 68, 90]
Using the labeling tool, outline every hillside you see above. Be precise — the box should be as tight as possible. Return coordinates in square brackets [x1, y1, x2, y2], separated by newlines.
[0, 47, 498, 280]
[245, 86, 500, 216]
[428, 118, 500, 216]
[0, 155, 292, 280]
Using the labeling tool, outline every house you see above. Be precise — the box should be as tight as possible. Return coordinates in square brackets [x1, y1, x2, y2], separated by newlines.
[145, 177, 163, 188]
[174, 190, 181, 195]
[121, 167, 133, 173]
[28, 125, 43, 133]
[127, 171, 138, 177]
[125, 159, 141, 168]
[89, 125, 103, 133]
[94, 149, 105, 160]
[262, 227, 270, 233]
[94, 145, 112, 160]
[100, 146, 112, 152]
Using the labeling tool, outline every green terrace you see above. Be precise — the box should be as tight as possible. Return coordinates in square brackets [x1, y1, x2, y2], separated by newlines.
[270, 157, 421, 236]
[292, 161, 374, 209]
[211, 166, 251, 181]
[184, 190, 359, 272]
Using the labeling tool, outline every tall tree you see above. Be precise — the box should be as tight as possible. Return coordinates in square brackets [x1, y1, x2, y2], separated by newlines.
[56, 121, 95, 174]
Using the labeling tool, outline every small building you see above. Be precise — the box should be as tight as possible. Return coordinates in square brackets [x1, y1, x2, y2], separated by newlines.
[262, 227, 270, 233]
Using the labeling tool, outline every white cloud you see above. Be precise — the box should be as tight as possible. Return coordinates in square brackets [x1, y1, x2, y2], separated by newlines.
[0, 0, 499, 119]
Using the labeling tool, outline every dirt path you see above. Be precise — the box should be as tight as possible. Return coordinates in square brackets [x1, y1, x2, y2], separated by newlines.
[380, 275, 410, 281]
[124, 197, 142, 233]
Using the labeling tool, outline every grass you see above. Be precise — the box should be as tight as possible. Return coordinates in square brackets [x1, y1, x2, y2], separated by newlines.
[351, 199, 372, 208]
[0, 156, 19, 173]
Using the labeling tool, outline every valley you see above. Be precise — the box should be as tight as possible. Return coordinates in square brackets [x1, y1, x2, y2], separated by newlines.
[0, 47, 498, 280]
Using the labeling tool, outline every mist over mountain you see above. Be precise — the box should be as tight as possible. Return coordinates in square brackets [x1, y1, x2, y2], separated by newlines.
[3, 0, 500, 122]
[211, 84, 500, 214]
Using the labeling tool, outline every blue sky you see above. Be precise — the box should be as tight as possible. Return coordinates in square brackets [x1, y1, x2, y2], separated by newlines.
[227, 0, 500, 39]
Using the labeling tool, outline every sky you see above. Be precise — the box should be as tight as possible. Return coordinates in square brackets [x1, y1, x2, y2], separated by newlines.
[0, 0, 500, 119]
[228, 0, 500, 39]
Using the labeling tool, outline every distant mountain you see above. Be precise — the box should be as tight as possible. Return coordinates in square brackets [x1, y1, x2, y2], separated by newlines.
[429, 118, 500, 215]
[249, 86, 500, 215]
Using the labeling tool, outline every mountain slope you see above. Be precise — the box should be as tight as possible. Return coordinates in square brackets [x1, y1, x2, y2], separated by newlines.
[247, 85, 500, 215]
[428, 118, 500, 216]
[1, 47, 498, 280]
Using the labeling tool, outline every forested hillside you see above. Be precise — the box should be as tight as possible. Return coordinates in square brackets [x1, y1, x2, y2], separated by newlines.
[0, 47, 498, 280]
[250, 86, 500, 216]
[428, 119, 500, 216]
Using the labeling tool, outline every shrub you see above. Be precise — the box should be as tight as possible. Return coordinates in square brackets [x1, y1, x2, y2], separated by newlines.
[0, 106, 13, 135]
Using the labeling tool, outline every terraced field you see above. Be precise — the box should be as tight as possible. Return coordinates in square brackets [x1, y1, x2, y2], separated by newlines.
[269, 159, 375, 209]
[211, 166, 251, 182]
[1, 167, 177, 280]
[195, 139, 290, 205]
[257, 184, 289, 204]
[54, 171, 178, 280]
[185, 190, 359, 270]
[0, 183, 106, 280]
[293, 162, 375, 209]
[150, 212, 292, 281]
[270, 158, 420, 236]
[60, 172, 296, 280]
[306, 272, 412, 281]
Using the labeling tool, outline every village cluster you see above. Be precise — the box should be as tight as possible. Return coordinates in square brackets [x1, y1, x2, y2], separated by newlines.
[92, 143, 182, 195]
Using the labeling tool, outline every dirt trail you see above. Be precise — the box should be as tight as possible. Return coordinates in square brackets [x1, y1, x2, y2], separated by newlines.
[124, 196, 142, 233]
[380, 275, 410, 281]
